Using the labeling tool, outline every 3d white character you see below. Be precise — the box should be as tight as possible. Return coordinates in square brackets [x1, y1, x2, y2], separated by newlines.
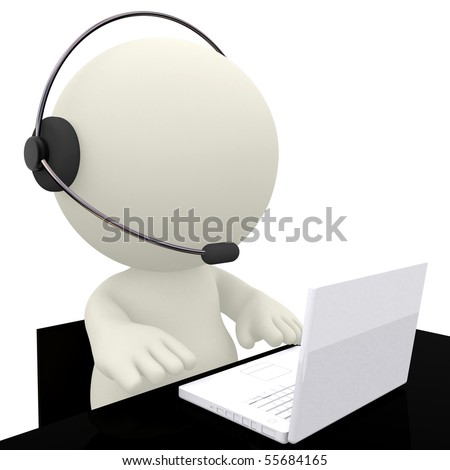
[52, 38, 302, 409]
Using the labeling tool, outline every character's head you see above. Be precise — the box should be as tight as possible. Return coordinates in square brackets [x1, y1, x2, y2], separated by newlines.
[54, 38, 278, 271]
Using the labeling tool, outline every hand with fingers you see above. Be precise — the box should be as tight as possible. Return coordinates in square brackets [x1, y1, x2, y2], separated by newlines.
[92, 322, 197, 393]
[236, 292, 302, 349]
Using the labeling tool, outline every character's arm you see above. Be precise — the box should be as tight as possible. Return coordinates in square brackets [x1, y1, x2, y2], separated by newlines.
[85, 285, 196, 393]
[212, 267, 302, 349]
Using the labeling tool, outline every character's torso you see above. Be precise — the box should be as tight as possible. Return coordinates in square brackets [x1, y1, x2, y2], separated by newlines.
[89, 265, 238, 408]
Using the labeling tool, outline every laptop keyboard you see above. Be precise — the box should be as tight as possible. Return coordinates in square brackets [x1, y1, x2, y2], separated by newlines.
[246, 384, 295, 420]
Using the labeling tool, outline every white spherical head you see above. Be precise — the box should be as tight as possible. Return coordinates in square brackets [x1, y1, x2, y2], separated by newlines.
[54, 38, 278, 270]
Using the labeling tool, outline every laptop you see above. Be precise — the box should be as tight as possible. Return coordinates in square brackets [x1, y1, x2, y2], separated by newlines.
[179, 264, 427, 443]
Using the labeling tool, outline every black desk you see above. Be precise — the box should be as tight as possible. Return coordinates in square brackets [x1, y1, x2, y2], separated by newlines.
[1, 329, 449, 449]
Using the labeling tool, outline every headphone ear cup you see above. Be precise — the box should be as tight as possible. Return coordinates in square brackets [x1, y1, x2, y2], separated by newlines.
[33, 116, 80, 192]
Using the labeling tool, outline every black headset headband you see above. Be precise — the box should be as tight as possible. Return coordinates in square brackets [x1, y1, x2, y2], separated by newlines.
[24, 11, 239, 265]
[34, 11, 225, 138]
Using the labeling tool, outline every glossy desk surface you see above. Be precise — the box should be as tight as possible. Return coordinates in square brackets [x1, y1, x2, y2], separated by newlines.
[1, 330, 449, 449]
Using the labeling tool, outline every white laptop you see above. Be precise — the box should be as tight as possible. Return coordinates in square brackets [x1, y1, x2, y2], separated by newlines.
[179, 264, 427, 444]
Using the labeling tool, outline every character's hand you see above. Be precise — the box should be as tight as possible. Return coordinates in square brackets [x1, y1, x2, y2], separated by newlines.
[92, 322, 197, 393]
[236, 292, 302, 349]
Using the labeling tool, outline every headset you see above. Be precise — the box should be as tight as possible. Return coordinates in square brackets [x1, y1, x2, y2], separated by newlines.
[23, 11, 240, 265]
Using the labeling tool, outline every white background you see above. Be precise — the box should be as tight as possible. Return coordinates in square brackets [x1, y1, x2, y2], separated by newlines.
[0, 0, 449, 442]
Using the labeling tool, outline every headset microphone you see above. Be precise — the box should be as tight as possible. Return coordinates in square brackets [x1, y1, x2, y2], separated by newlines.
[24, 11, 240, 265]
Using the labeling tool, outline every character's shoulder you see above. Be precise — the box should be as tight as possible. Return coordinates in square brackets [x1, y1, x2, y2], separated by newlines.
[90, 268, 133, 296]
